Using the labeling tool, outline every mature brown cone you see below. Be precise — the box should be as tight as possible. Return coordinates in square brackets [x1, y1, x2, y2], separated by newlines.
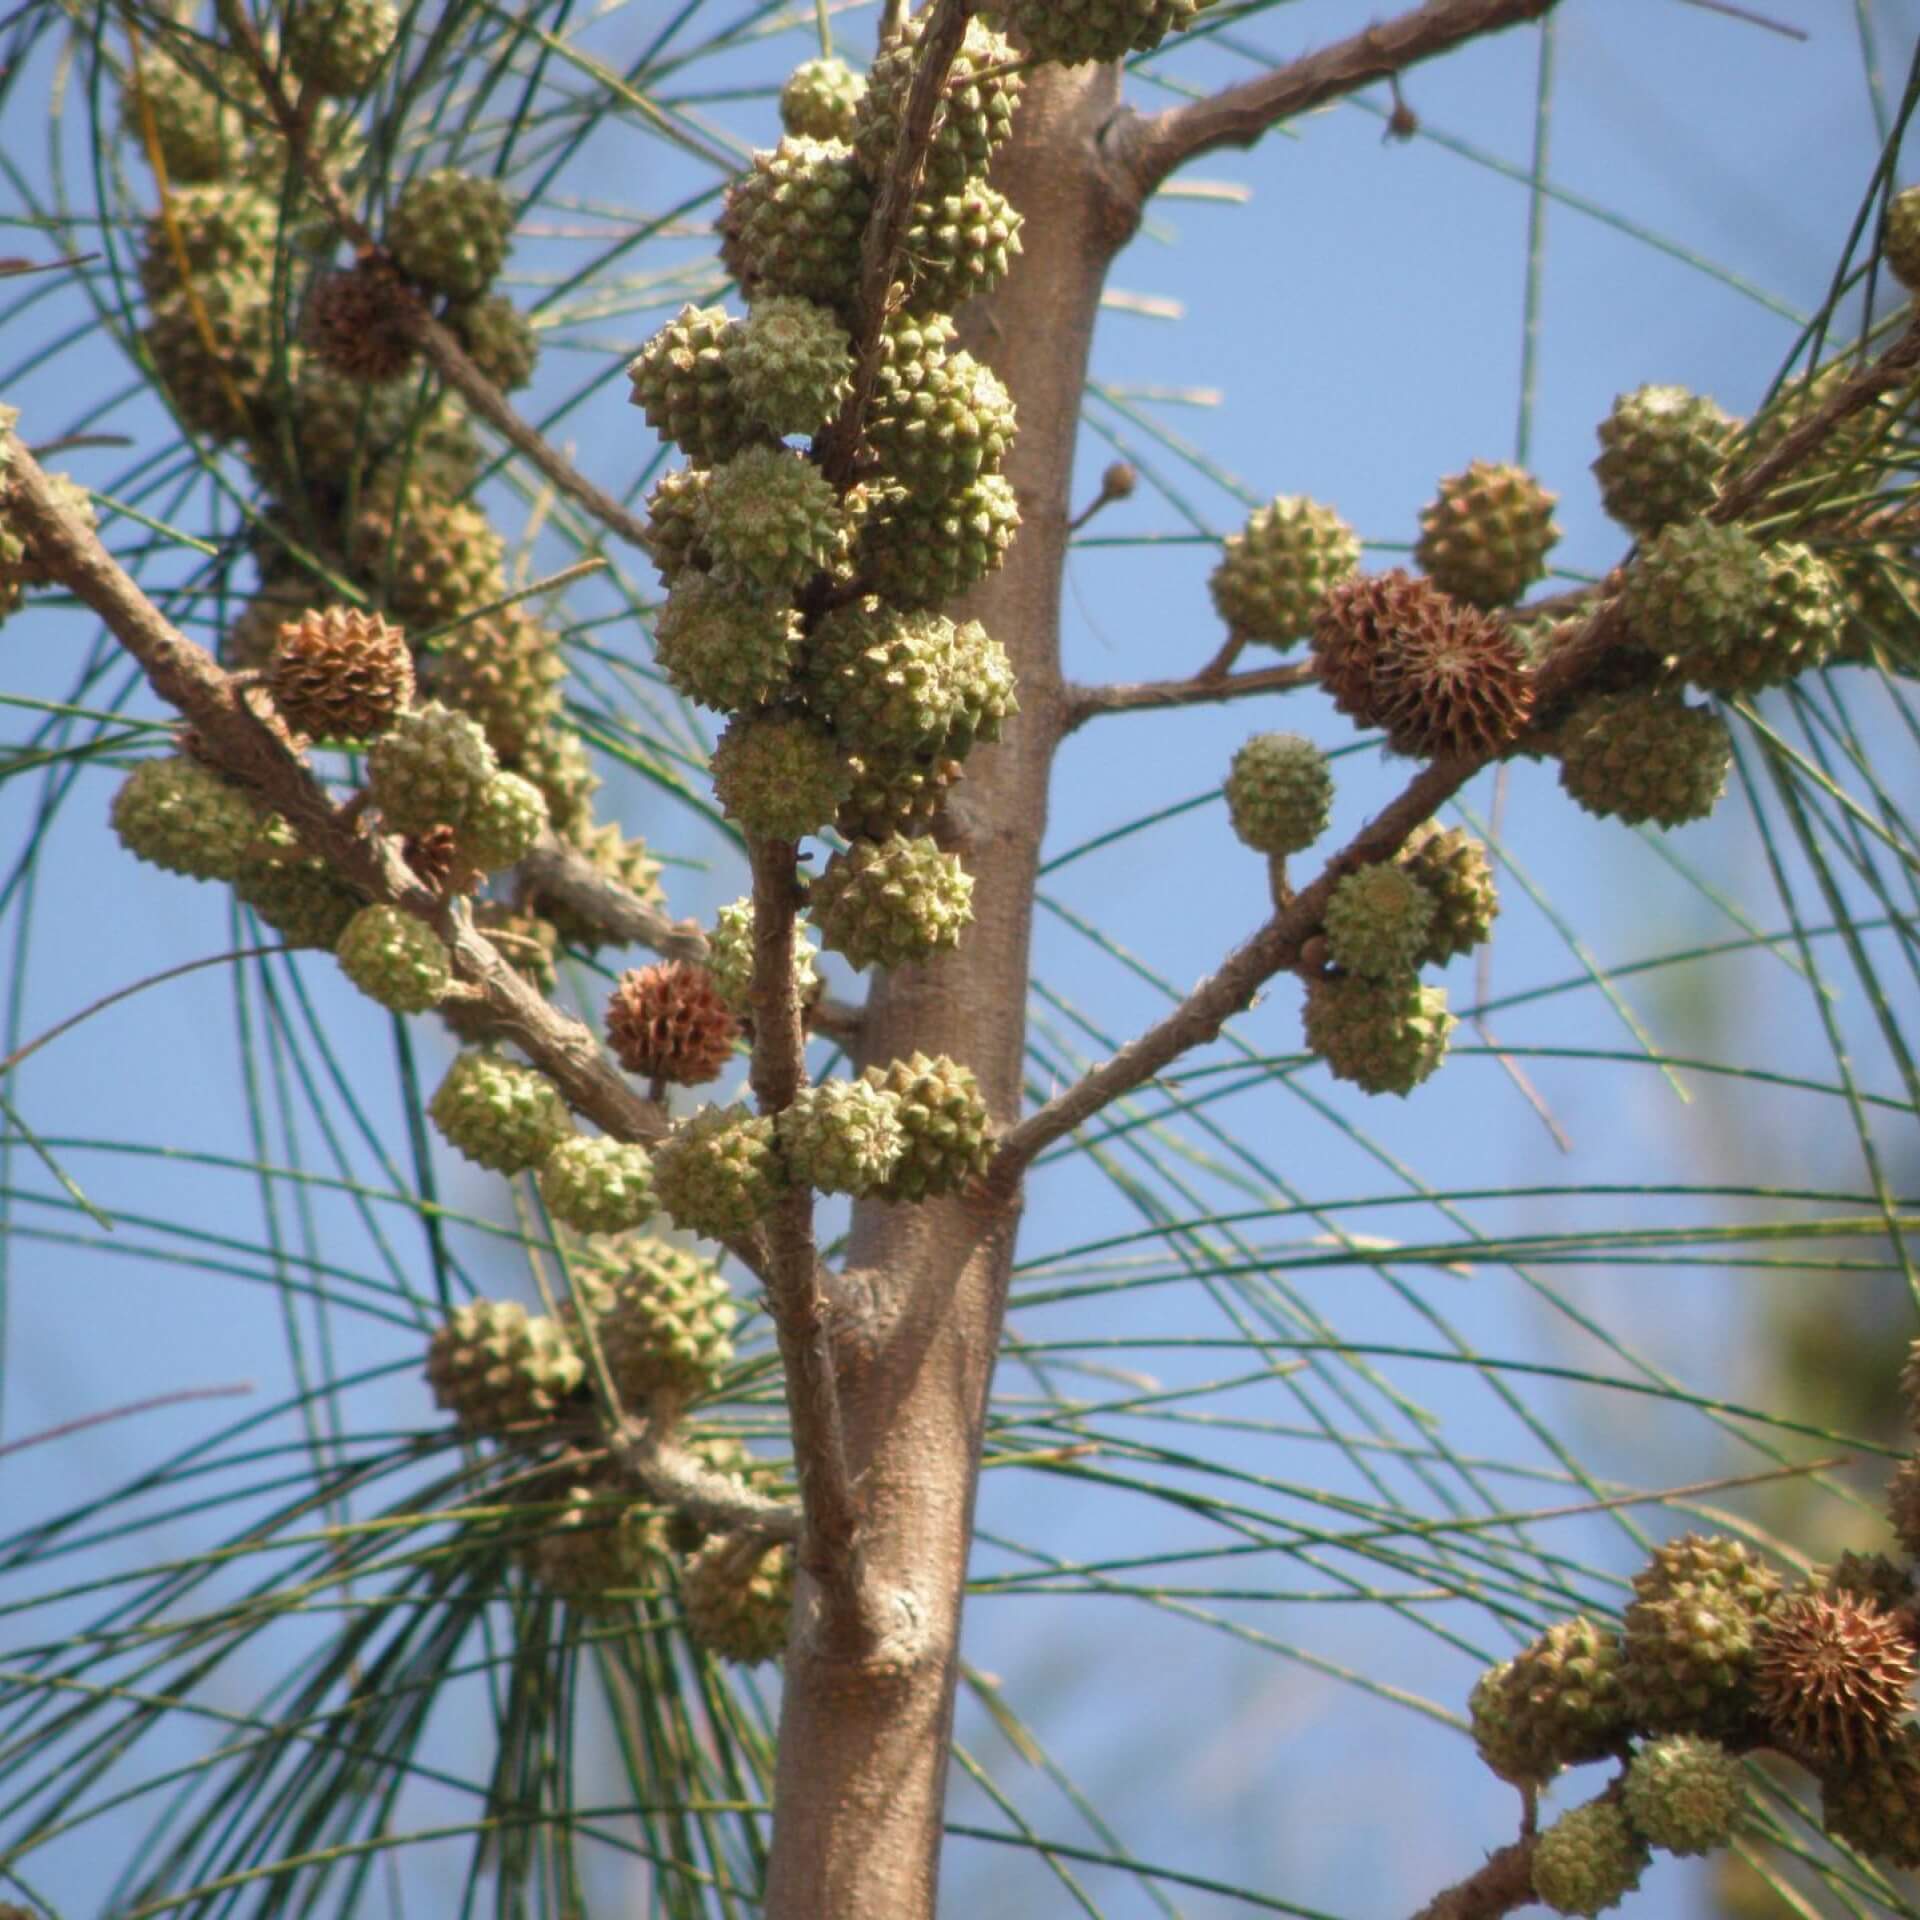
[303, 263, 420, 383]
[1310, 570, 1441, 728]
[267, 607, 415, 740]
[1753, 1591, 1917, 1767]
[403, 825, 480, 897]
[1370, 591, 1535, 760]
[606, 959, 738, 1086]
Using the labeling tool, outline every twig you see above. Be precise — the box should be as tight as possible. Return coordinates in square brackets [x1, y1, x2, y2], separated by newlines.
[0, 1382, 254, 1459]
[1107, 0, 1564, 204]
[1061, 658, 1314, 731]
[610, 1418, 802, 1542]
[1408, 1836, 1536, 1920]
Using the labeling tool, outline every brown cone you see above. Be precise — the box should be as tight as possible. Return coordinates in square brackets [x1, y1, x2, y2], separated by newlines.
[268, 607, 415, 740]
[304, 263, 421, 383]
[1371, 593, 1535, 760]
[1754, 1591, 1917, 1767]
[404, 825, 480, 897]
[606, 960, 738, 1086]
[1310, 570, 1440, 727]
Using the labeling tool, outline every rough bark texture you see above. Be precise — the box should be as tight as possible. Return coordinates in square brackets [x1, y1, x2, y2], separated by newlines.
[761, 64, 1127, 1920]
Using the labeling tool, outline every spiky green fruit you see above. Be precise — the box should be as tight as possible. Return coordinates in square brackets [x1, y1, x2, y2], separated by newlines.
[727, 295, 851, 439]
[1415, 460, 1561, 610]
[457, 770, 549, 872]
[804, 598, 1017, 760]
[1623, 1735, 1745, 1856]
[352, 495, 506, 631]
[1221, 733, 1332, 856]
[537, 1135, 656, 1235]
[1531, 1802, 1650, 1917]
[1669, 539, 1844, 695]
[1301, 972, 1453, 1097]
[1470, 1617, 1629, 1785]
[710, 710, 851, 841]
[705, 897, 820, 1016]
[120, 46, 247, 181]
[776, 1079, 907, 1197]
[1620, 1581, 1769, 1738]
[857, 1051, 992, 1201]
[698, 445, 844, 596]
[626, 304, 753, 465]
[980, 0, 1207, 63]
[652, 1105, 784, 1241]
[1397, 823, 1498, 965]
[719, 137, 872, 313]
[854, 14, 1022, 192]
[387, 168, 514, 299]
[1322, 865, 1436, 981]
[284, 0, 397, 94]
[425, 1297, 584, 1434]
[448, 293, 539, 391]
[285, 368, 478, 497]
[1884, 186, 1920, 292]
[639, 466, 713, 584]
[858, 471, 1021, 610]
[367, 701, 500, 834]
[780, 56, 865, 141]
[1635, 1534, 1782, 1609]
[1823, 1723, 1920, 1868]
[1555, 691, 1731, 829]
[143, 274, 276, 441]
[508, 724, 598, 839]
[681, 1533, 793, 1664]
[866, 345, 1016, 503]
[809, 834, 974, 970]
[111, 756, 261, 882]
[429, 1049, 573, 1172]
[431, 608, 566, 760]
[1592, 385, 1737, 536]
[1624, 518, 1769, 661]
[520, 1479, 664, 1606]
[234, 816, 361, 948]
[137, 181, 277, 303]
[335, 904, 453, 1012]
[1210, 497, 1362, 649]
[654, 573, 804, 714]
[898, 181, 1023, 315]
[523, 820, 663, 950]
[836, 750, 962, 842]
[577, 1238, 737, 1400]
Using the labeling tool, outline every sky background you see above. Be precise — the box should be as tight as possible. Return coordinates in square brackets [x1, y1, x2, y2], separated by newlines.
[0, 0, 1916, 1915]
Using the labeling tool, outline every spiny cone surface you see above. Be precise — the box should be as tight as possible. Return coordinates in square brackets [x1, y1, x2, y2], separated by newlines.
[699, 444, 843, 596]
[705, 897, 821, 1017]
[143, 274, 275, 441]
[1889, 1455, 1920, 1557]
[1556, 691, 1731, 829]
[710, 710, 851, 841]
[520, 1480, 662, 1607]
[506, 724, 598, 839]
[681, 1533, 792, 1664]
[1310, 570, 1436, 728]
[137, 182, 276, 304]
[387, 168, 514, 299]
[303, 263, 419, 382]
[537, 1135, 656, 1236]
[1468, 1616, 1630, 1784]
[728, 295, 851, 439]
[284, 0, 397, 94]
[626, 304, 753, 466]
[1531, 1802, 1650, 1917]
[1322, 865, 1436, 980]
[351, 496, 506, 631]
[1819, 1550, 1917, 1618]
[858, 1052, 992, 1202]
[120, 49, 246, 181]
[287, 370, 477, 497]
[982, 0, 1207, 62]
[1370, 591, 1535, 760]
[1414, 460, 1560, 610]
[858, 470, 1021, 610]
[430, 607, 566, 759]
[1397, 823, 1498, 966]
[836, 750, 963, 842]
[809, 834, 974, 970]
[1822, 1722, 1920, 1868]
[1620, 1581, 1769, 1738]
[367, 701, 499, 834]
[719, 137, 872, 313]
[1673, 539, 1845, 696]
[335, 905, 452, 1012]
[1635, 1534, 1783, 1609]
[235, 820, 361, 949]
[853, 15, 1021, 192]
[1753, 1590, 1916, 1767]
[267, 606, 414, 740]
[777, 1079, 907, 1197]
[1301, 973, 1453, 1097]
[447, 292, 538, 392]
[459, 770, 549, 872]
[804, 598, 1017, 760]
[1622, 1734, 1745, 1856]
[1209, 496, 1361, 650]
[1593, 385, 1736, 536]
[652, 1105, 784, 1240]
[1224, 732, 1333, 856]
[428, 1049, 573, 1173]
[1886, 185, 1920, 292]
[577, 1238, 737, 1400]
[111, 756, 260, 882]
[425, 1297, 583, 1434]
[521, 820, 663, 950]
[639, 466, 713, 584]
[864, 345, 1017, 504]
[780, 56, 865, 141]
[897, 181, 1023, 315]
[1625, 518, 1770, 661]
[655, 574, 805, 714]
[606, 960, 738, 1086]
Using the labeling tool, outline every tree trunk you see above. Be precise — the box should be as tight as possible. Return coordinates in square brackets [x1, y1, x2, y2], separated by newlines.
[762, 62, 1129, 1920]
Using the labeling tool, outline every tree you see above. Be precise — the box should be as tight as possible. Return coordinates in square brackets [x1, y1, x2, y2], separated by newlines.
[0, 0, 1917, 1916]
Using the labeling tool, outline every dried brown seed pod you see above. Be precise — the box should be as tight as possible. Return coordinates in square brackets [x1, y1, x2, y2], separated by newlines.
[606, 960, 738, 1086]
[303, 262, 420, 383]
[1753, 1590, 1917, 1767]
[267, 607, 415, 741]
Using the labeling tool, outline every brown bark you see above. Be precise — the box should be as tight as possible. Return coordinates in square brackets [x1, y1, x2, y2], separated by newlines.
[760, 63, 1127, 1920]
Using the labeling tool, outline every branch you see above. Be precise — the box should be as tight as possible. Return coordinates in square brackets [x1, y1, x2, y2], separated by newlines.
[610, 1418, 802, 1543]
[1061, 658, 1315, 731]
[1107, 0, 1563, 205]
[1408, 1836, 1536, 1920]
